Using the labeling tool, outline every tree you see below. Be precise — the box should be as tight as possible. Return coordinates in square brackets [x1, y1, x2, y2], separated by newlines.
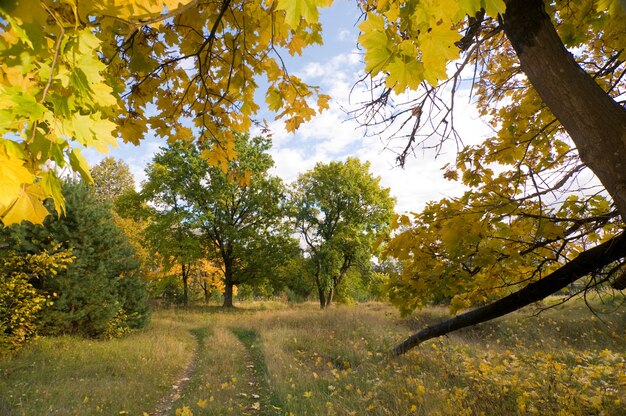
[141, 147, 205, 308]
[142, 134, 288, 307]
[0, 0, 330, 226]
[91, 157, 135, 202]
[0, 181, 150, 338]
[352, 0, 626, 353]
[292, 158, 395, 308]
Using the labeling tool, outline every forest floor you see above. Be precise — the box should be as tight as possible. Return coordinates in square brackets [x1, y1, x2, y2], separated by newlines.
[1, 298, 625, 415]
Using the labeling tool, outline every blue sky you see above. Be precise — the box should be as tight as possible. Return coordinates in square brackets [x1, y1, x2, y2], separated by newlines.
[87, 2, 490, 214]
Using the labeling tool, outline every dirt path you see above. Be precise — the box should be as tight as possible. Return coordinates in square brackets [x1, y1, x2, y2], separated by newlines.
[230, 327, 283, 416]
[152, 328, 208, 416]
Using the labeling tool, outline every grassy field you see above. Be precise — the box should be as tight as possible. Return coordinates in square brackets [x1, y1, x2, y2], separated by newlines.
[1, 298, 625, 415]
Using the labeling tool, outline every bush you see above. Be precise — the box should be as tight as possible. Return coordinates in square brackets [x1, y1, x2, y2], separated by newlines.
[0, 247, 73, 353]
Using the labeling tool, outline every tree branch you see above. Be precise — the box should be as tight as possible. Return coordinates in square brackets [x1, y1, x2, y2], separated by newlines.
[392, 231, 626, 355]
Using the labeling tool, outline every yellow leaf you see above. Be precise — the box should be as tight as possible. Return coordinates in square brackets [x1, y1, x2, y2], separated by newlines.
[0, 152, 35, 208]
[276, 0, 324, 28]
[419, 22, 461, 86]
[482, 0, 506, 17]
[69, 148, 93, 183]
[89, 83, 118, 108]
[1, 183, 50, 226]
[385, 57, 423, 93]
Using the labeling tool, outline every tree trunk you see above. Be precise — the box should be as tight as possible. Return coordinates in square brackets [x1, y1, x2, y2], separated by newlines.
[182, 264, 189, 308]
[202, 283, 211, 304]
[315, 266, 327, 309]
[223, 283, 234, 308]
[325, 287, 334, 308]
[393, 232, 626, 355]
[502, 0, 626, 217]
[318, 284, 326, 308]
[223, 258, 235, 308]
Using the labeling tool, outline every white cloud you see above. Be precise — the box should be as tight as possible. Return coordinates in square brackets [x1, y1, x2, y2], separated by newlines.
[338, 29, 355, 42]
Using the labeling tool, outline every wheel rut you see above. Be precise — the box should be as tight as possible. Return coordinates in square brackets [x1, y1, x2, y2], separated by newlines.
[152, 327, 208, 416]
[230, 327, 283, 416]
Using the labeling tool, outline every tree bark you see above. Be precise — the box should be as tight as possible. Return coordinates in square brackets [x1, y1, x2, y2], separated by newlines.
[325, 287, 334, 308]
[502, 0, 626, 217]
[393, 232, 626, 355]
[182, 264, 189, 308]
[223, 258, 235, 307]
[223, 282, 234, 307]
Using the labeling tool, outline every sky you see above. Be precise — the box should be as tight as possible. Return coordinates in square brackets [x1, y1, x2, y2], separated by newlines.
[87, 1, 492, 215]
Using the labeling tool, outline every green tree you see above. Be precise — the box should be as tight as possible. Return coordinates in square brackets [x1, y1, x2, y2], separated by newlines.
[0, 181, 150, 338]
[141, 149, 204, 307]
[292, 158, 395, 308]
[142, 134, 287, 307]
[91, 157, 135, 202]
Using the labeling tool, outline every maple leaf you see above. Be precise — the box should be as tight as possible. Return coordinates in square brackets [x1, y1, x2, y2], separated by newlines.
[276, 0, 324, 28]
[1, 184, 50, 226]
[385, 57, 423, 93]
[0, 153, 34, 208]
[418, 21, 461, 86]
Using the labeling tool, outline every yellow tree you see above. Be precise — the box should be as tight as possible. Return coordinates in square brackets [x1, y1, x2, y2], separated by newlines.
[0, 0, 330, 226]
[353, 0, 626, 354]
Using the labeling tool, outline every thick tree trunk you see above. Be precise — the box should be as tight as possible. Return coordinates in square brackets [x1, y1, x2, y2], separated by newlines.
[223, 283, 234, 307]
[502, 0, 626, 217]
[315, 266, 328, 309]
[393, 232, 626, 355]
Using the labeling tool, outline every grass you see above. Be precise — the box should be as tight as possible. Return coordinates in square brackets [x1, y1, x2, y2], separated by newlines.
[1, 298, 625, 415]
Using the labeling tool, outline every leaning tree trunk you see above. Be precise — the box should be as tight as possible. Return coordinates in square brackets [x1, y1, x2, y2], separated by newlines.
[393, 0, 626, 355]
[393, 232, 626, 355]
[503, 0, 626, 217]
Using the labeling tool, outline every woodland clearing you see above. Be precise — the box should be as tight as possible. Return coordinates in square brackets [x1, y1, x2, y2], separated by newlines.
[1, 299, 624, 415]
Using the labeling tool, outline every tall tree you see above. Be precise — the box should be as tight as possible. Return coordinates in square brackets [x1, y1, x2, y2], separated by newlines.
[142, 146, 205, 307]
[142, 134, 287, 307]
[91, 157, 135, 202]
[292, 158, 395, 308]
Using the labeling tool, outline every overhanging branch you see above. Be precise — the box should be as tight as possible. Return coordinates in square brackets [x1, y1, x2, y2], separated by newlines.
[392, 232, 626, 355]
